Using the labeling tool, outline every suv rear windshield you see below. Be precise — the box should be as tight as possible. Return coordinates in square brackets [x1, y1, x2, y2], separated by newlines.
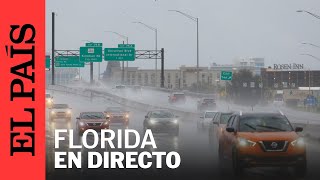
[239, 115, 293, 132]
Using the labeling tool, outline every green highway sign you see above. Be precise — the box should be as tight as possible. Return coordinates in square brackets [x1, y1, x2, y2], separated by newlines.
[104, 48, 135, 61]
[45, 55, 50, 69]
[220, 71, 233, 81]
[55, 56, 84, 67]
[118, 44, 135, 48]
[80, 46, 102, 62]
[86, 43, 103, 47]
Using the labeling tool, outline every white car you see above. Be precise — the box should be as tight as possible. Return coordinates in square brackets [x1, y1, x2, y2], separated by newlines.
[197, 111, 217, 129]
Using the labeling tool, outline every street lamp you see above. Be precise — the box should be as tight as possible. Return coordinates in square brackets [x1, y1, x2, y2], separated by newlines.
[104, 31, 129, 84]
[297, 10, 320, 20]
[169, 10, 199, 92]
[301, 42, 320, 49]
[300, 53, 320, 61]
[132, 21, 158, 87]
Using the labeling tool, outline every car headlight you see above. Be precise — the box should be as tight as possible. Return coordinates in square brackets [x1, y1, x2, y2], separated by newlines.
[103, 121, 109, 125]
[79, 122, 85, 126]
[238, 138, 256, 147]
[125, 114, 129, 118]
[67, 110, 71, 114]
[291, 138, 305, 147]
[149, 119, 157, 125]
[106, 114, 110, 118]
[172, 119, 179, 124]
[47, 99, 52, 103]
[51, 111, 55, 114]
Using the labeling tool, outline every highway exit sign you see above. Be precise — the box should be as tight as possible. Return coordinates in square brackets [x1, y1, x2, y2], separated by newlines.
[55, 56, 84, 68]
[220, 71, 233, 81]
[118, 44, 135, 48]
[104, 48, 135, 61]
[80, 46, 102, 62]
[86, 43, 102, 47]
[45, 55, 50, 69]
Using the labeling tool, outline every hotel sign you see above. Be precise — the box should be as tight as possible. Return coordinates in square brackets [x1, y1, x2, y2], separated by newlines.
[273, 63, 304, 70]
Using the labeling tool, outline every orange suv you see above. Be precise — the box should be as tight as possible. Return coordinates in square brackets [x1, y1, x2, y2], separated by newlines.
[219, 112, 306, 177]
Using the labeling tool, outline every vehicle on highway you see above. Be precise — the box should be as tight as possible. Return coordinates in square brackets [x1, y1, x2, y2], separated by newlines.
[143, 109, 179, 136]
[197, 111, 217, 129]
[273, 92, 284, 106]
[76, 112, 110, 135]
[197, 97, 216, 111]
[104, 107, 130, 126]
[209, 112, 233, 147]
[168, 92, 186, 104]
[49, 104, 72, 122]
[46, 93, 53, 108]
[219, 111, 306, 177]
[115, 85, 126, 90]
[131, 85, 142, 93]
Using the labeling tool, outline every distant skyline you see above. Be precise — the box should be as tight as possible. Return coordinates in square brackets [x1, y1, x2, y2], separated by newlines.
[46, 0, 320, 80]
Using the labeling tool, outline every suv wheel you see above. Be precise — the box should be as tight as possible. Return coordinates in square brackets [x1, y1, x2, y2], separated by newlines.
[294, 161, 307, 178]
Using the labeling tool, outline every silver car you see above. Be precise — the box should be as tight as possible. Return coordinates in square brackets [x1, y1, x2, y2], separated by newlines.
[143, 110, 179, 136]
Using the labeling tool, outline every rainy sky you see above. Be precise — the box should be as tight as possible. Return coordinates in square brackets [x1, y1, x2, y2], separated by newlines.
[46, 0, 320, 80]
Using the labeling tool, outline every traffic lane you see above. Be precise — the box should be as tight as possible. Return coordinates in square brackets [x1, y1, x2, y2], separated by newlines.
[46, 91, 320, 179]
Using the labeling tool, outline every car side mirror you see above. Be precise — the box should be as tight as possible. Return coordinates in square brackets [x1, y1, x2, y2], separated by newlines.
[175, 115, 179, 118]
[76, 117, 80, 120]
[200, 116, 204, 119]
[295, 127, 303, 132]
[213, 121, 218, 125]
[106, 116, 110, 120]
[145, 115, 148, 118]
[226, 127, 235, 133]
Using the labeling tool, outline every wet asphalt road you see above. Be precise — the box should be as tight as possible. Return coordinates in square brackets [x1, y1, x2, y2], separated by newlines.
[46, 90, 320, 180]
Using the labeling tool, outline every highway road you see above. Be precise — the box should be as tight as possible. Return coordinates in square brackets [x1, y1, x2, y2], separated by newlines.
[46, 90, 320, 180]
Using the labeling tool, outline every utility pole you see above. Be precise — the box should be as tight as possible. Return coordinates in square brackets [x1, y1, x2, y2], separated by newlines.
[51, 12, 55, 85]
[161, 48, 165, 88]
[90, 62, 93, 84]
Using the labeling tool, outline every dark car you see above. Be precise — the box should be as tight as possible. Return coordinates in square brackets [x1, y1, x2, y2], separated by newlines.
[219, 111, 306, 177]
[104, 107, 130, 126]
[49, 104, 72, 122]
[197, 98, 216, 111]
[76, 112, 110, 135]
[168, 92, 186, 104]
[143, 110, 179, 136]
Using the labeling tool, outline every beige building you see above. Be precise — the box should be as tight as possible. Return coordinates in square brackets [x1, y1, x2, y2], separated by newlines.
[109, 66, 223, 89]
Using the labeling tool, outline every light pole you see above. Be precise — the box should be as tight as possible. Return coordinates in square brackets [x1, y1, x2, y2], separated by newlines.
[300, 53, 320, 62]
[104, 31, 129, 85]
[301, 42, 320, 49]
[297, 10, 320, 20]
[169, 10, 199, 92]
[132, 22, 158, 87]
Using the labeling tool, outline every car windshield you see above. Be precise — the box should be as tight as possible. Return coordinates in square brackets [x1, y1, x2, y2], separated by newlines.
[239, 115, 293, 132]
[53, 104, 68, 109]
[81, 112, 105, 119]
[220, 113, 233, 124]
[205, 112, 216, 118]
[107, 107, 124, 112]
[173, 94, 185, 98]
[204, 99, 215, 103]
[150, 111, 174, 118]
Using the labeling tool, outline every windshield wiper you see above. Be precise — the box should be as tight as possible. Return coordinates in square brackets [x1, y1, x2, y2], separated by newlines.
[244, 123, 256, 130]
[256, 125, 286, 131]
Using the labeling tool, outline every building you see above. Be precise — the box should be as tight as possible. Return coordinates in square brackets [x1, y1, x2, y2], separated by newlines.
[108, 66, 221, 89]
[233, 57, 265, 75]
[261, 67, 320, 90]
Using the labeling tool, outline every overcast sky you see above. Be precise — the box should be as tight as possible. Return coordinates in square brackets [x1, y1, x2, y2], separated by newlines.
[46, 0, 320, 80]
